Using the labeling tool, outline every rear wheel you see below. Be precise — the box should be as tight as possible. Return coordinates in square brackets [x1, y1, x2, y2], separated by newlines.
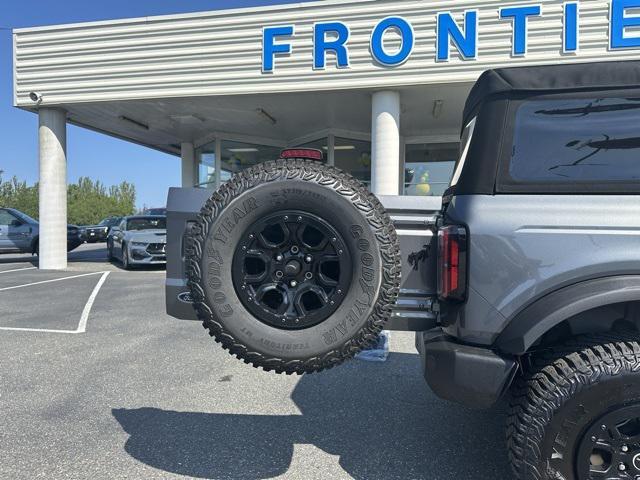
[507, 334, 640, 480]
[186, 159, 400, 374]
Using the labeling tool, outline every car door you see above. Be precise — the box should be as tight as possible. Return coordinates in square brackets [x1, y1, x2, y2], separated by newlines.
[112, 219, 126, 257]
[0, 210, 13, 251]
[0, 210, 32, 252]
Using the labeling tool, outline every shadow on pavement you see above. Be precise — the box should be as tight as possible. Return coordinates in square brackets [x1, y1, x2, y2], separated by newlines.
[0, 244, 165, 271]
[113, 353, 511, 479]
[0, 255, 37, 265]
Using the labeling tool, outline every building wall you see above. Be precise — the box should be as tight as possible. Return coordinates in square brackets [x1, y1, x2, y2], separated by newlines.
[13, 0, 636, 106]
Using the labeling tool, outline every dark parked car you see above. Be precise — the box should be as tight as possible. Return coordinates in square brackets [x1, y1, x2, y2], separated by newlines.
[143, 207, 166, 216]
[0, 207, 82, 254]
[107, 215, 166, 269]
[79, 216, 122, 243]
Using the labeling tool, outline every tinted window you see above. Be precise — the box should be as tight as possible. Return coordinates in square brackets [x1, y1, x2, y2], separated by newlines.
[510, 98, 640, 183]
[0, 210, 17, 226]
[12, 210, 37, 224]
[126, 217, 166, 231]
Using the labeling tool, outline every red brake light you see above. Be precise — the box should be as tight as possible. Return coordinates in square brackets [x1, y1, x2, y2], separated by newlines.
[280, 149, 324, 161]
[437, 225, 468, 302]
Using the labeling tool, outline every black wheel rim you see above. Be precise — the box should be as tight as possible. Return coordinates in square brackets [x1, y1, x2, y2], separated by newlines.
[576, 403, 640, 479]
[232, 210, 352, 330]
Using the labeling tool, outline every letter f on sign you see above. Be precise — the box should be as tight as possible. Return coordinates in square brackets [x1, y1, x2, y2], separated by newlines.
[263, 25, 295, 73]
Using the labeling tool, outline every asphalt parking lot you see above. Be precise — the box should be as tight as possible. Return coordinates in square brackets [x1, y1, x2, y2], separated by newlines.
[0, 243, 511, 480]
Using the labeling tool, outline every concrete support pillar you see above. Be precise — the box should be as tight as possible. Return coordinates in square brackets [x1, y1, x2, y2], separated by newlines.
[38, 108, 67, 270]
[180, 142, 196, 188]
[371, 91, 401, 195]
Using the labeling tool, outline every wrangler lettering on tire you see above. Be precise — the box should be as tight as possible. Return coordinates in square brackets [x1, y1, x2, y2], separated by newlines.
[186, 159, 401, 374]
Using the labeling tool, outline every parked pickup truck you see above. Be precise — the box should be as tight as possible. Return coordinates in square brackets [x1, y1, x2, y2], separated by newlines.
[166, 61, 640, 479]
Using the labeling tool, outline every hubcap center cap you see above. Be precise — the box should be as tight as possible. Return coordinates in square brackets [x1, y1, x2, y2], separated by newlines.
[284, 259, 301, 276]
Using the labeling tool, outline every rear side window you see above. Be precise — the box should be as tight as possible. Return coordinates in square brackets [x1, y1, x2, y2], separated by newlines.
[507, 97, 640, 188]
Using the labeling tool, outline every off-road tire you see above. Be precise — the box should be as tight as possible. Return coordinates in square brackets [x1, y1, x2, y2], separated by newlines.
[121, 243, 130, 270]
[186, 159, 401, 374]
[507, 333, 640, 480]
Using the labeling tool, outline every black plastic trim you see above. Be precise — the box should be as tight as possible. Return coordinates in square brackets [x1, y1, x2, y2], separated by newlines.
[495, 275, 640, 355]
[417, 331, 517, 409]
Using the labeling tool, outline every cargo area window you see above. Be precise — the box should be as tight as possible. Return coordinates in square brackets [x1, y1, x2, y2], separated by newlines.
[509, 98, 640, 184]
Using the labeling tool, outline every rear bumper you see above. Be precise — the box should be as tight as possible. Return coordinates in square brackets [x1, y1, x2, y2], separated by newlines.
[417, 330, 518, 409]
[83, 232, 107, 242]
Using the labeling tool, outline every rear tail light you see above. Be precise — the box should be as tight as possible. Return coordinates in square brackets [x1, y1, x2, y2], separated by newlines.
[437, 225, 468, 302]
[279, 148, 324, 161]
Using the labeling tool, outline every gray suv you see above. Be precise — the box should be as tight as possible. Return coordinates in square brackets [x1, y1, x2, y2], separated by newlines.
[0, 207, 82, 254]
[166, 60, 640, 479]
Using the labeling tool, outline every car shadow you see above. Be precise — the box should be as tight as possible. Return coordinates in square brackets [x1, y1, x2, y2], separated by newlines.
[113, 353, 511, 479]
[73, 245, 165, 271]
[0, 255, 37, 265]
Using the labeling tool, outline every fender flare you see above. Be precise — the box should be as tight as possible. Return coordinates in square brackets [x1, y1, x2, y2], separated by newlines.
[495, 275, 640, 355]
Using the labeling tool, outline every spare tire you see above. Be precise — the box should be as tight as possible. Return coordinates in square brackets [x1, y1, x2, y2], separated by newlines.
[186, 159, 400, 374]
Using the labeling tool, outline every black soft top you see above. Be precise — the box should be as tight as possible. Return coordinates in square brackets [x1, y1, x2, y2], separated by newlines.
[463, 60, 640, 126]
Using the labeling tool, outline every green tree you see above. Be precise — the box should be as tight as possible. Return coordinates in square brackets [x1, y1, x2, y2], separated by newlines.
[0, 174, 136, 225]
[0, 175, 39, 219]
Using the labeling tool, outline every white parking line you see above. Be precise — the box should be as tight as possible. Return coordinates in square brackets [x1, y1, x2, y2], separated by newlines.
[0, 266, 37, 275]
[76, 272, 110, 333]
[0, 271, 110, 334]
[0, 271, 103, 292]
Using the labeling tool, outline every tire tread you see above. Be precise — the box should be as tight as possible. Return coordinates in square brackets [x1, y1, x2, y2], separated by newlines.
[507, 332, 640, 479]
[186, 159, 401, 375]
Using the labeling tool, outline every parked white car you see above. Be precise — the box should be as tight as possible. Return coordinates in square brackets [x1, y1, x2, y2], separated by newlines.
[107, 215, 166, 269]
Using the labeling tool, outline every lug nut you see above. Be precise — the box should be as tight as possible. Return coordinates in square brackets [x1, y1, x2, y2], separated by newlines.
[249, 234, 254, 239]
[622, 445, 629, 452]
[276, 254, 283, 262]
[275, 271, 284, 279]
[284, 216, 289, 221]
[305, 255, 312, 263]
[291, 246, 299, 254]
[297, 216, 302, 222]
[290, 280, 298, 287]
[619, 463, 627, 471]
[305, 272, 313, 280]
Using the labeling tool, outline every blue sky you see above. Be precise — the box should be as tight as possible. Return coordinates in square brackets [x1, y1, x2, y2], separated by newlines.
[0, 0, 307, 209]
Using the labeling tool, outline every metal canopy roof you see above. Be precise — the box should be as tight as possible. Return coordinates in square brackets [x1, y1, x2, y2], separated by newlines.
[46, 83, 471, 156]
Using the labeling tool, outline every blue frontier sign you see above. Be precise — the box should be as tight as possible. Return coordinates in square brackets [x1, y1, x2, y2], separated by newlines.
[262, 0, 640, 72]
